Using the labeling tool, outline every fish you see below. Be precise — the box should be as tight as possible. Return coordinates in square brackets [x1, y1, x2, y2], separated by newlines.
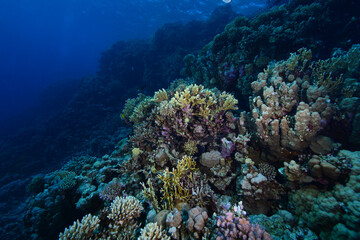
[120, 114, 131, 125]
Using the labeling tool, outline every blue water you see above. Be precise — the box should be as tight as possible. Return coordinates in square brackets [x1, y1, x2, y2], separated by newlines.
[0, 0, 265, 128]
[0, 1, 297, 239]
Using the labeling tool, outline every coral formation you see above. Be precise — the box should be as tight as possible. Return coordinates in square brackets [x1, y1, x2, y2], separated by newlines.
[290, 150, 360, 239]
[215, 211, 272, 240]
[250, 48, 334, 157]
[139, 222, 170, 240]
[59, 214, 99, 240]
[19, 1, 360, 240]
[107, 195, 143, 226]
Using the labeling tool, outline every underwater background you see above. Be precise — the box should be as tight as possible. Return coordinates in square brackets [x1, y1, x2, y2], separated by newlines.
[0, 0, 359, 239]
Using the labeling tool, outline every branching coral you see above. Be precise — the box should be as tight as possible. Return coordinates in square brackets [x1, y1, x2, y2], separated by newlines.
[138, 222, 170, 240]
[121, 93, 147, 121]
[107, 195, 143, 226]
[59, 214, 100, 240]
[152, 88, 169, 103]
[53, 171, 77, 191]
[58, 195, 144, 240]
[141, 179, 160, 213]
[129, 96, 154, 123]
[183, 139, 198, 156]
[101, 195, 143, 239]
[128, 83, 239, 163]
[311, 44, 360, 97]
[158, 155, 197, 210]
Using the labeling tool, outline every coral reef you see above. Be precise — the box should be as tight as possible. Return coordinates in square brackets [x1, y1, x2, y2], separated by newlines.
[182, 0, 360, 98]
[290, 150, 360, 239]
[18, 1, 360, 240]
[25, 48, 360, 239]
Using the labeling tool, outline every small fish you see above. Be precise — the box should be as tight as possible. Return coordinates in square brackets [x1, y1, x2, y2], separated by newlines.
[222, 0, 231, 3]
[120, 114, 131, 125]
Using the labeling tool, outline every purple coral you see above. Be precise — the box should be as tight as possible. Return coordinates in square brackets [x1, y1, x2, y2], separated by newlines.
[220, 63, 239, 87]
[215, 212, 272, 240]
[221, 138, 235, 158]
[99, 179, 125, 201]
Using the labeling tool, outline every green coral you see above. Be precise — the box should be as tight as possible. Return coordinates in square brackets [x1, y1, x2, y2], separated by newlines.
[54, 171, 77, 191]
[121, 93, 147, 121]
[129, 96, 154, 123]
[290, 150, 360, 239]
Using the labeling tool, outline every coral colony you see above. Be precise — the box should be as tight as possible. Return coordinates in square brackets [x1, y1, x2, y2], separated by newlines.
[23, 1, 360, 240]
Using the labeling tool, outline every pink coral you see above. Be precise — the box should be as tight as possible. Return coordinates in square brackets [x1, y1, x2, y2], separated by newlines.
[215, 212, 272, 240]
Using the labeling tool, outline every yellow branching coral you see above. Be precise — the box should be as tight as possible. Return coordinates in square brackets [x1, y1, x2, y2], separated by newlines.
[184, 139, 198, 156]
[218, 92, 238, 111]
[107, 196, 143, 226]
[152, 88, 168, 102]
[169, 84, 234, 118]
[311, 57, 344, 94]
[286, 48, 312, 71]
[175, 155, 197, 176]
[158, 155, 197, 210]
[170, 84, 210, 109]
[59, 214, 100, 240]
[132, 147, 143, 159]
[122, 93, 146, 120]
[158, 101, 175, 117]
[138, 223, 170, 240]
[141, 179, 160, 213]
[129, 97, 153, 123]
